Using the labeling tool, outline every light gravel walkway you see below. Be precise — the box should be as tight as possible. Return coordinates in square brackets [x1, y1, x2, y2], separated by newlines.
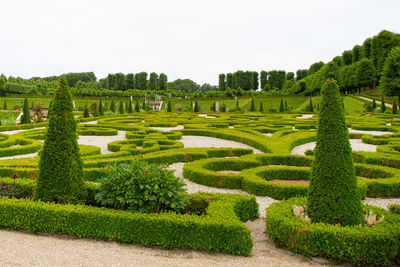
[291, 139, 377, 155]
[77, 131, 126, 154]
[349, 128, 393, 135]
[296, 114, 314, 119]
[0, 127, 46, 135]
[149, 125, 184, 132]
[181, 135, 263, 154]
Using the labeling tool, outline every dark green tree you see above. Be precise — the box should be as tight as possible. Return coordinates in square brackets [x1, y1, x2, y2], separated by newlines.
[309, 98, 314, 112]
[99, 99, 104, 116]
[219, 74, 226, 91]
[307, 79, 363, 226]
[194, 101, 199, 112]
[3, 100, 7, 110]
[379, 47, 400, 105]
[119, 100, 124, 114]
[107, 74, 116, 89]
[126, 73, 135, 89]
[149, 72, 158, 91]
[352, 45, 363, 63]
[260, 71, 269, 89]
[36, 78, 85, 204]
[225, 87, 233, 98]
[135, 99, 140, 112]
[279, 98, 284, 112]
[159, 73, 168, 90]
[259, 101, 264, 112]
[393, 101, 398, 114]
[372, 99, 377, 110]
[226, 73, 234, 88]
[210, 101, 216, 112]
[356, 58, 376, 90]
[115, 73, 126, 91]
[167, 98, 172, 112]
[342, 50, 353, 65]
[235, 100, 241, 112]
[110, 99, 116, 113]
[128, 99, 133, 113]
[83, 100, 90, 118]
[381, 98, 386, 113]
[135, 72, 148, 90]
[90, 102, 99, 117]
[253, 71, 259, 90]
[250, 98, 256, 111]
[20, 98, 31, 124]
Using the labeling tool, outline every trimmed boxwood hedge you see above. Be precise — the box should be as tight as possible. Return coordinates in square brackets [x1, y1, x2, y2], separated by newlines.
[0, 193, 258, 256]
[265, 197, 400, 266]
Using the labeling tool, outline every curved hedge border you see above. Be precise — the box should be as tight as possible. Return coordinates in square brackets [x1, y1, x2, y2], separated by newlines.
[0, 193, 258, 256]
[265, 197, 400, 265]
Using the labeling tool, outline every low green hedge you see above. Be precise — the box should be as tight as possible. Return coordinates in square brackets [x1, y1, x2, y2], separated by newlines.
[0, 193, 258, 256]
[0, 138, 42, 157]
[265, 197, 400, 266]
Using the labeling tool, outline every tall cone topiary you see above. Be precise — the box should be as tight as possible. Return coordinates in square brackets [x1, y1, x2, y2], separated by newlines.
[36, 78, 85, 204]
[167, 98, 172, 112]
[307, 79, 363, 226]
[135, 99, 140, 112]
[393, 101, 398, 114]
[20, 98, 31, 124]
[250, 98, 256, 111]
[128, 99, 133, 113]
[99, 99, 104, 116]
[309, 98, 314, 112]
[110, 99, 116, 113]
[279, 98, 284, 112]
[259, 101, 264, 112]
[381, 98, 386, 113]
[119, 100, 124, 114]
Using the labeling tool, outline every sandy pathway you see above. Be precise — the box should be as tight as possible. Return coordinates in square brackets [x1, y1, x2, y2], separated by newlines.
[358, 96, 393, 108]
[77, 131, 126, 154]
[181, 136, 263, 154]
[149, 125, 184, 131]
[291, 139, 377, 155]
[348, 128, 393, 135]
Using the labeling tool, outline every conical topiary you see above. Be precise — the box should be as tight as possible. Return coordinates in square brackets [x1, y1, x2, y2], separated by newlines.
[259, 101, 264, 112]
[194, 101, 199, 112]
[393, 101, 398, 114]
[135, 99, 140, 112]
[309, 98, 314, 112]
[128, 99, 133, 113]
[372, 99, 377, 110]
[110, 99, 116, 113]
[235, 100, 241, 112]
[36, 78, 85, 204]
[83, 100, 90, 118]
[381, 98, 386, 113]
[20, 98, 31, 124]
[119, 100, 124, 114]
[279, 98, 284, 112]
[307, 79, 363, 226]
[3, 100, 6, 110]
[167, 98, 172, 112]
[250, 98, 256, 112]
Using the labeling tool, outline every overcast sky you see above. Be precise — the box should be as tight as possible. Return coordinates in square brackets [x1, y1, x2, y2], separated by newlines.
[1, 0, 399, 85]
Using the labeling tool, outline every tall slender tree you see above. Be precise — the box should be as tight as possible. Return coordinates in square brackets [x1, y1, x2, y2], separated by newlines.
[20, 98, 31, 124]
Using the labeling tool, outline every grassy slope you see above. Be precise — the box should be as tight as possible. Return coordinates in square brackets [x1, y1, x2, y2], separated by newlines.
[296, 96, 365, 113]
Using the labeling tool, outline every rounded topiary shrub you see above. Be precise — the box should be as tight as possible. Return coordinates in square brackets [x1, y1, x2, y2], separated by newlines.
[36, 78, 86, 204]
[95, 161, 189, 213]
[307, 79, 363, 226]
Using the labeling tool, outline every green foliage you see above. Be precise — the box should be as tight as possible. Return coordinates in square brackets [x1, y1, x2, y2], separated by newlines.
[167, 98, 172, 112]
[235, 100, 241, 112]
[218, 74, 226, 91]
[393, 101, 398, 114]
[380, 47, 400, 101]
[259, 101, 264, 112]
[210, 101, 216, 112]
[36, 78, 85, 204]
[110, 99, 116, 113]
[266, 198, 400, 266]
[279, 98, 284, 112]
[119, 100, 124, 114]
[193, 101, 199, 112]
[90, 101, 99, 117]
[83, 100, 90, 118]
[381, 98, 386, 113]
[127, 99, 133, 113]
[20, 98, 31, 124]
[96, 161, 188, 213]
[307, 79, 363, 226]
[3, 100, 6, 110]
[308, 98, 314, 112]
[250, 98, 256, 112]
[135, 99, 140, 112]
[225, 87, 233, 98]
[372, 99, 377, 110]
[159, 73, 168, 90]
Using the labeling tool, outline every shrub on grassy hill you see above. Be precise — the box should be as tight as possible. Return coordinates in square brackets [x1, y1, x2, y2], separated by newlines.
[36, 78, 86, 204]
[307, 79, 363, 226]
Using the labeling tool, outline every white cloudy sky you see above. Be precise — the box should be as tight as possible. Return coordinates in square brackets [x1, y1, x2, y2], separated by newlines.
[1, 0, 399, 85]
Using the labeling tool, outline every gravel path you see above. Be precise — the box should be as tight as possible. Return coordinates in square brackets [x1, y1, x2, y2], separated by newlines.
[0, 127, 46, 135]
[77, 131, 126, 154]
[296, 114, 314, 119]
[291, 139, 377, 155]
[181, 135, 263, 154]
[349, 128, 393, 135]
[149, 125, 184, 131]
[358, 96, 393, 108]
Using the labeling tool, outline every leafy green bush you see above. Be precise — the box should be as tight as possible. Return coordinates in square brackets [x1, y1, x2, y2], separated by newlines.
[96, 161, 188, 213]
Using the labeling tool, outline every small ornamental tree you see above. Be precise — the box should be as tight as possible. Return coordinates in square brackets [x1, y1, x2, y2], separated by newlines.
[20, 98, 31, 124]
[3, 100, 6, 110]
[381, 98, 386, 113]
[309, 98, 314, 112]
[128, 99, 133, 113]
[279, 98, 284, 112]
[83, 101, 90, 118]
[90, 102, 99, 117]
[119, 100, 124, 114]
[210, 101, 216, 112]
[307, 79, 363, 226]
[235, 100, 241, 112]
[135, 99, 140, 112]
[194, 101, 199, 112]
[99, 99, 104, 116]
[225, 87, 233, 98]
[142, 99, 146, 110]
[110, 99, 116, 113]
[125, 100, 129, 113]
[372, 99, 377, 110]
[393, 101, 398, 114]
[36, 78, 85, 204]
[250, 98, 256, 112]
[167, 98, 172, 112]
[380, 47, 400, 105]
[259, 101, 264, 112]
